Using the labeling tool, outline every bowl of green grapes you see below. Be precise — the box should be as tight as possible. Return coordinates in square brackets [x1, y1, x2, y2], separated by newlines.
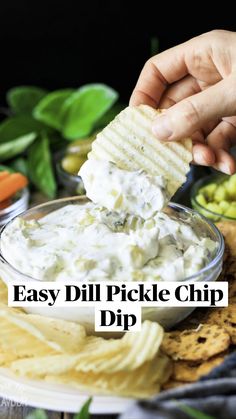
[191, 173, 236, 222]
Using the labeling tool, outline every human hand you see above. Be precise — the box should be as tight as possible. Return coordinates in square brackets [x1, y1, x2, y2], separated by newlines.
[130, 30, 236, 174]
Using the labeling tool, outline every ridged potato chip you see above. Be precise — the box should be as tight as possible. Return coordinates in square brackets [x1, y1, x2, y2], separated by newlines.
[79, 320, 164, 373]
[11, 321, 164, 376]
[0, 350, 17, 366]
[0, 309, 86, 356]
[0, 278, 8, 305]
[45, 353, 171, 398]
[89, 105, 192, 195]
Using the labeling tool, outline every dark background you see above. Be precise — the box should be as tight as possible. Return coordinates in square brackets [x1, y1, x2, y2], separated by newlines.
[1, 1, 236, 104]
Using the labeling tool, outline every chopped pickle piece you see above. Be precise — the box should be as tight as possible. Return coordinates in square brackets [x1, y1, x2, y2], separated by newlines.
[219, 200, 230, 213]
[214, 185, 228, 202]
[196, 194, 207, 207]
[224, 206, 236, 218]
[199, 183, 217, 199]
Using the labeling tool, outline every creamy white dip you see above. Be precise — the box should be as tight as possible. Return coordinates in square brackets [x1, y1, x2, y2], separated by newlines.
[1, 160, 216, 282]
[80, 159, 170, 219]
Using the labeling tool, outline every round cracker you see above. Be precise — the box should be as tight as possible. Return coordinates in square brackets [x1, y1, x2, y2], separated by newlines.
[206, 305, 236, 344]
[161, 324, 230, 361]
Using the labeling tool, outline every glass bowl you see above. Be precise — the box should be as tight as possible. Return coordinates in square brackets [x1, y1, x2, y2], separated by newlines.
[56, 161, 85, 195]
[0, 197, 224, 332]
[0, 187, 29, 227]
[191, 173, 236, 222]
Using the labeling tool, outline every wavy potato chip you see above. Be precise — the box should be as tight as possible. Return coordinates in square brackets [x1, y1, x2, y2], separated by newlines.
[0, 278, 8, 305]
[11, 321, 164, 376]
[83, 320, 164, 373]
[45, 353, 171, 399]
[0, 309, 86, 356]
[89, 105, 192, 195]
[0, 349, 17, 366]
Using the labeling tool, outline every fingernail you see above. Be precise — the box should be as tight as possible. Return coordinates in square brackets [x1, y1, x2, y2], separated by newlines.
[152, 115, 173, 139]
[193, 152, 206, 166]
[216, 162, 232, 175]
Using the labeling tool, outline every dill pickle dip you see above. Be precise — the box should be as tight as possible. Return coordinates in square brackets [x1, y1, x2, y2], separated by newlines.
[1, 159, 216, 282]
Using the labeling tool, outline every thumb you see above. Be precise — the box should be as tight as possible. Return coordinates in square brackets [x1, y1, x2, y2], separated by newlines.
[152, 75, 236, 141]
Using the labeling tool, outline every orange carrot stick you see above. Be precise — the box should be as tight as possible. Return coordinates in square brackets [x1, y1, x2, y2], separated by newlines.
[0, 171, 10, 182]
[0, 198, 12, 210]
[0, 173, 28, 202]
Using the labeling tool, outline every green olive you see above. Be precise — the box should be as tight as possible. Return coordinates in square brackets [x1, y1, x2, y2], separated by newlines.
[67, 132, 98, 154]
[61, 154, 87, 175]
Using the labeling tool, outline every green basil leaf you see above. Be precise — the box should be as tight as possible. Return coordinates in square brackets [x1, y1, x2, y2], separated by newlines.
[25, 409, 48, 419]
[28, 133, 56, 198]
[74, 397, 92, 419]
[0, 132, 36, 161]
[33, 89, 75, 130]
[0, 164, 14, 173]
[7, 86, 48, 114]
[62, 84, 118, 140]
[0, 115, 45, 143]
[10, 157, 28, 176]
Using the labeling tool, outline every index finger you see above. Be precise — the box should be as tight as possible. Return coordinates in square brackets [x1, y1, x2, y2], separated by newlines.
[129, 42, 189, 107]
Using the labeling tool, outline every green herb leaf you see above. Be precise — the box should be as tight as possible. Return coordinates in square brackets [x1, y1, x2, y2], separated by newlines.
[7, 86, 48, 114]
[0, 164, 14, 173]
[74, 397, 92, 419]
[178, 403, 216, 419]
[25, 409, 48, 419]
[0, 115, 45, 143]
[0, 132, 36, 161]
[10, 157, 28, 176]
[28, 132, 56, 198]
[33, 89, 75, 130]
[62, 84, 118, 140]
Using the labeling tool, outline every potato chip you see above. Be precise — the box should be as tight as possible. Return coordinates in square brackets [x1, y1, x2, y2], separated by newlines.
[45, 353, 171, 399]
[0, 349, 17, 366]
[0, 309, 86, 356]
[161, 324, 230, 361]
[0, 278, 8, 305]
[12, 321, 164, 376]
[11, 338, 126, 377]
[89, 105, 192, 195]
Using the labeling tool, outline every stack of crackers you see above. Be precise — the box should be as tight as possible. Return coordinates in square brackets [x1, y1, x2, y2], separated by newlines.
[161, 220, 236, 390]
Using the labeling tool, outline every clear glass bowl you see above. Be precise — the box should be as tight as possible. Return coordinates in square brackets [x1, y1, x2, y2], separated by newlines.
[191, 173, 236, 222]
[0, 187, 29, 227]
[0, 197, 224, 331]
[56, 161, 85, 195]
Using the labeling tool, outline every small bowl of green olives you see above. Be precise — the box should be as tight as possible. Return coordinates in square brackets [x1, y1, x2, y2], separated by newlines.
[56, 135, 96, 195]
[191, 173, 236, 222]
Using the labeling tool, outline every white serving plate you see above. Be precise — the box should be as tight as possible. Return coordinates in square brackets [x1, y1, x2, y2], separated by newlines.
[0, 367, 133, 414]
